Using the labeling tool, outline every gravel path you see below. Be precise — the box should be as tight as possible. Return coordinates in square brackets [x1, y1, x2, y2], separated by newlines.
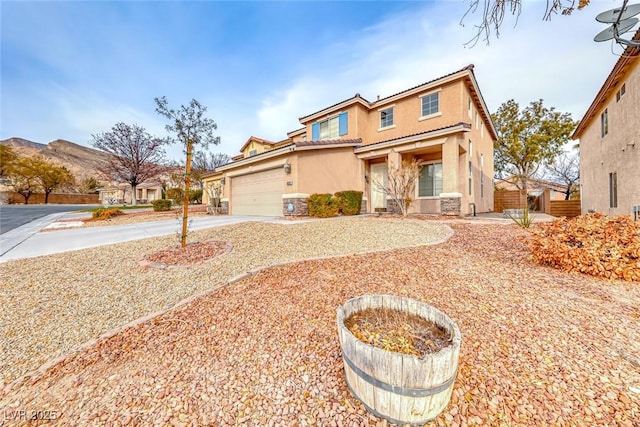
[1, 220, 639, 426]
[0, 216, 451, 388]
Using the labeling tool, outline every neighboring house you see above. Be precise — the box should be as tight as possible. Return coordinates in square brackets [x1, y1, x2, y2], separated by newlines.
[495, 176, 570, 201]
[202, 65, 497, 216]
[98, 181, 163, 205]
[572, 29, 639, 216]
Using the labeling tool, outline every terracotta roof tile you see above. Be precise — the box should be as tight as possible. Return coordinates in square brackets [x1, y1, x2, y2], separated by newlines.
[295, 138, 362, 147]
[357, 122, 472, 150]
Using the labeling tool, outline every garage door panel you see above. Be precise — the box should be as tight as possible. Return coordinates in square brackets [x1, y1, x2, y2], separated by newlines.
[231, 169, 283, 216]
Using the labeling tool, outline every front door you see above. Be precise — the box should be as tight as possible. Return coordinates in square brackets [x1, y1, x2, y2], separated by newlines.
[370, 163, 388, 212]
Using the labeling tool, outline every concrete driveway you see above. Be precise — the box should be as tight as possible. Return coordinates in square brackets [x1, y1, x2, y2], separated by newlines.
[0, 215, 280, 263]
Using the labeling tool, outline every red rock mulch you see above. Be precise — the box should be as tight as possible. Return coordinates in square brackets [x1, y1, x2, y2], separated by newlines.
[1, 224, 639, 426]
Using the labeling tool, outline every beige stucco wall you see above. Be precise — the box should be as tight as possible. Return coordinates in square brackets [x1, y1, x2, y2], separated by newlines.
[580, 61, 640, 216]
[364, 81, 465, 145]
[295, 147, 363, 195]
[241, 140, 270, 157]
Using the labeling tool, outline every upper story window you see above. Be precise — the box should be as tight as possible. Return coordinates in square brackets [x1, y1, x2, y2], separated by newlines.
[601, 109, 608, 138]
[616, 83, 626, 102]
[380, 107, 394, 128]
[311, 112, 348, 140]
[420, 92, 439, 117]
[468, 98, 472, 118]
[301, 135, 307, 142]
[249, 149, 257, 156]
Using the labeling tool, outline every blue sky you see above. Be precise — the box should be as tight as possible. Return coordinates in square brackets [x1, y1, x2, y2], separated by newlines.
[1, 0, 634, 161]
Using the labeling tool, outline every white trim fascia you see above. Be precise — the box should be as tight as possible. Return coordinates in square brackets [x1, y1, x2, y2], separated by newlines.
[418, 112, 443, 122]
[216, 145, 294, 172]
[440, 192, 462, 198]
[287, 127, 306, 137]
[282, 193, 310, 199]
[221, 198, 229, 202]
[377, 124, 396, 132]
[354, 123, 468, 155]
[373, 72, 467, 108]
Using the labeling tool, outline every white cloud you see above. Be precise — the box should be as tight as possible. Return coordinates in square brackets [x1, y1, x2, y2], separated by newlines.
[253, 0, 623, 144]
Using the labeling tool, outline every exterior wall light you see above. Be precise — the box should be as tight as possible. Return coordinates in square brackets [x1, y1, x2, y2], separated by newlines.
[284, 163, 292, 174]
[365, 174, 370, 183]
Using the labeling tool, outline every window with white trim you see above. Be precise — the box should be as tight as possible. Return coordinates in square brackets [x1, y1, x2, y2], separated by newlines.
[468, 161, 473, 196]
[380, 107, 394, 128]
[601, 109, 608, 138]
[609, 172, 617, 208]
[616, 83, 626, 102]
[320, 116, 339, 139]
[418, 163, 442, 197]
[468, 98, 472, 118]
[421, 93, 439, 117]
[249, 149, 257, 156]
[480, 153, 484, 198]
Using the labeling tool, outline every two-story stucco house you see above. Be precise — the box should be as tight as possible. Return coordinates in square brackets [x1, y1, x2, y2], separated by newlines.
[573, 29, 639, 216]
[202, 65, 497, 217]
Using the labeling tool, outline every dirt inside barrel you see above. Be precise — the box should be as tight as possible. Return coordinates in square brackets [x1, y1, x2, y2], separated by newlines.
[344, 307, 452, 358]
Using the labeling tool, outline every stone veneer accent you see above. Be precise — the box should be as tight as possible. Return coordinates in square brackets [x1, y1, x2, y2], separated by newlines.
[386, 199, 401, 215]
[440, 193, 462, 216]
[220, 200, 229, 215]
[360, 197, 367, 214]
[283, 196, 309, 216]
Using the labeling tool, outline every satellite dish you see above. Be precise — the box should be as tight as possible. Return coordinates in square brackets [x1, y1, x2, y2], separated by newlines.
[594, 17, 639, 42]
[596, 3, 640, 23]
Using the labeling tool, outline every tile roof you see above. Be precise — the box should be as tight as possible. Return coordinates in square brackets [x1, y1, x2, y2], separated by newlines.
[572, 29, 640, 139]
[355, 122, 472, 150]
[294, 138, 362, 147]
[297, 64, 475, 122]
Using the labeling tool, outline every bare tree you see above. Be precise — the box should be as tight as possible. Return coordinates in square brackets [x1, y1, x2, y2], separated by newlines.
[461, 0, 591, 45]
[544, 151, 580, 200]
[205, 181, 224, 215]
[372, 159, 421, 217]
[155, 97, 220, 248]
[91, 122, 169, 206]
[192, 151, 230, 187]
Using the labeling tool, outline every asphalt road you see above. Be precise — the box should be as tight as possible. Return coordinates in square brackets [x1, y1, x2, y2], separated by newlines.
[0, 204, 99, 234]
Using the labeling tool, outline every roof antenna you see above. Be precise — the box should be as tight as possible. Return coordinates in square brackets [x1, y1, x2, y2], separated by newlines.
[593, 1, 640, 49]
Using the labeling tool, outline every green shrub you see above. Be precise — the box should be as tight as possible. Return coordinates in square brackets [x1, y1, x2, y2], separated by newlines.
[307, 193, 339, 218]
[189, 189, 203, 204]
[152, 199, 173, 212]
[335, 190, 363, 216]
[92, 207, 123, 220]
[166, 187, 184, 204]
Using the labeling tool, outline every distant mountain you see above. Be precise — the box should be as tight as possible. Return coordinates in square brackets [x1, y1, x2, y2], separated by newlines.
[1, 137, 47, 150]
[1, 137, 113, 182]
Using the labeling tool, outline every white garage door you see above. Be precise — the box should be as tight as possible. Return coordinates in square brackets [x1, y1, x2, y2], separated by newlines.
[231, 168, 284, 216]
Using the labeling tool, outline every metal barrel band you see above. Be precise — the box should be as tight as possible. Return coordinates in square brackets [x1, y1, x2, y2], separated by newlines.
[344, 377, 436, 426]
[342, 350, 456, 398]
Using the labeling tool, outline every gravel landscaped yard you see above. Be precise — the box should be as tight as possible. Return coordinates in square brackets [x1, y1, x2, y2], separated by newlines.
[1, 218, 639, 426]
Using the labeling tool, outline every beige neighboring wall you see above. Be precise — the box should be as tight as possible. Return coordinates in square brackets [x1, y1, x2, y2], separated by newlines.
[574, 31, 639, 216]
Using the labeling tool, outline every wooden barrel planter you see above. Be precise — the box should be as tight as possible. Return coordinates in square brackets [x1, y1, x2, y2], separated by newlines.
[337, 295, 461, 425]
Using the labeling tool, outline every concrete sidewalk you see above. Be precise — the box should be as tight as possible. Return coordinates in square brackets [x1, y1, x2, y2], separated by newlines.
[0, 215, 280, 263]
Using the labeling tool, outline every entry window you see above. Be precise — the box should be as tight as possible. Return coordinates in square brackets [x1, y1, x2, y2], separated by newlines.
[380, 107, 394, 128]
[601, 109, 608, 137]
[418, 163, 442, 197]
[609, 172, 617, 208]
[420, 92, 439, 117]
